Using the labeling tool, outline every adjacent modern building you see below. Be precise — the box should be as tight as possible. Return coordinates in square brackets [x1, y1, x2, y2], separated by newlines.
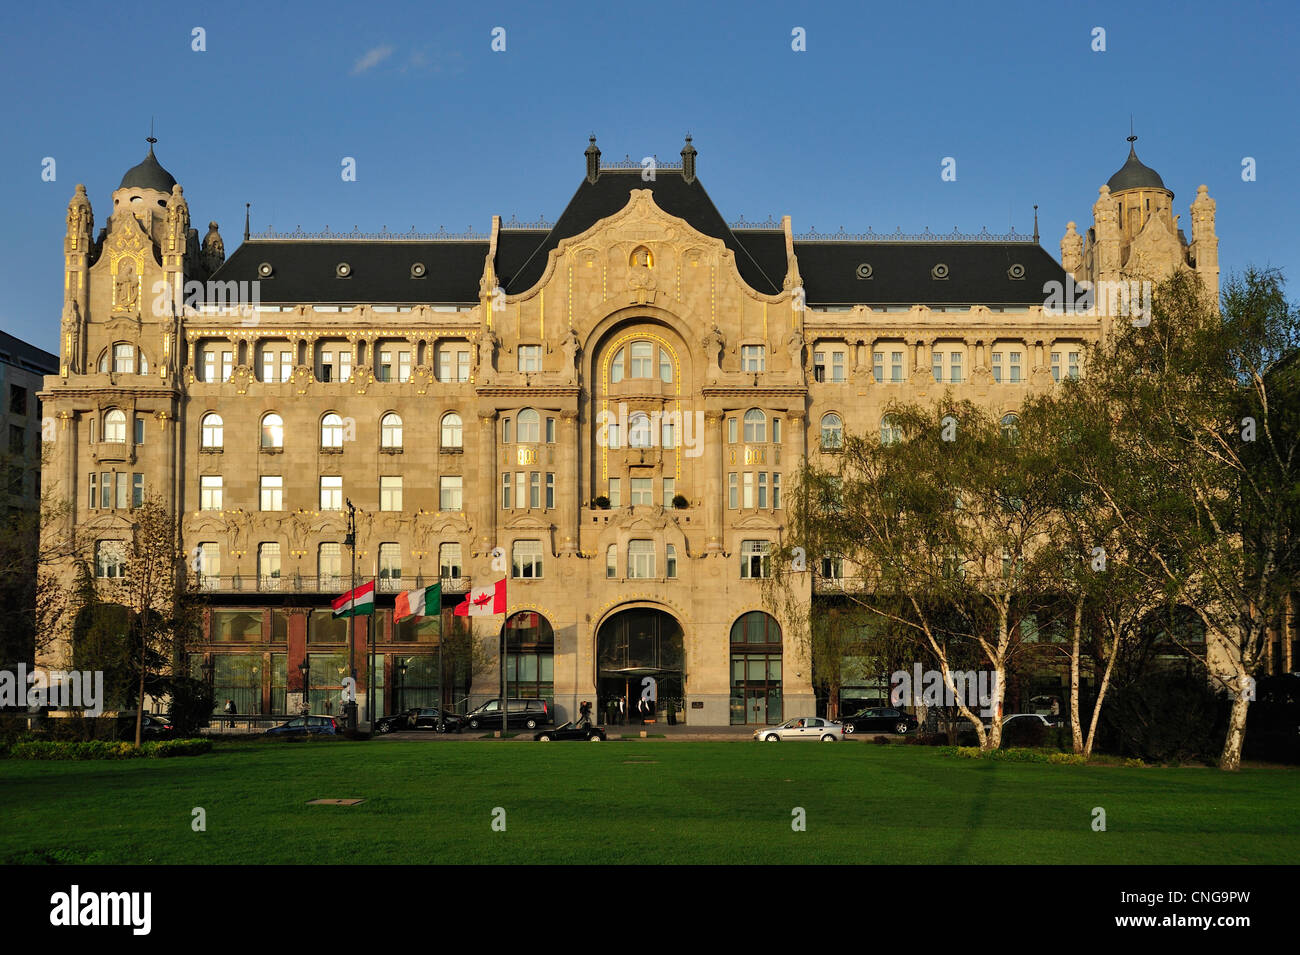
[37, 135, 1220, 725]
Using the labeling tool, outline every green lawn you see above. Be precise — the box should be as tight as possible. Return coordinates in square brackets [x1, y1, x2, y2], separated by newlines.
[1, 741, 1296, 864]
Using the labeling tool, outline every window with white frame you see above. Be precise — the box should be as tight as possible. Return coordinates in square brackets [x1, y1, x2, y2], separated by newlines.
[95, 540, 126, 579]
[630, 477, 652, 507]
[881, 415, 902, 446]
[260, 475, 283, 511]
[740, 540, 770, 579]
[381, 413, 403, 449]
[607, 477, 621, 507]
[512, 540, 543, 579]
[200, 413, 223, 449]
[728, 472, 738, 509]
[628, 412, 652, 448]
[606, 544, 617, 578]
[1051, 346, 1081, 382]
[628, 540, 655, 578]
[200, 475, 223, 510]
[440, 476, 463, 511]
[891, 349, 904, 382]
[320, 413, 345, 448]
[379, 543, 402, 588]
[663, 477, 675, 505]
[440, 542, 463, 579]
[441, 412, 462, 449]
[113, 343, 135, 374]
[821, 413, 843, 450]
[196, 542, 220, 587]
[437, 343, 471, 382]
[517, 409, 540, 443]
[320, 476, 343, 510]
[103, 409, 126, 443]
[261, 413, 284, 449]
[501, 472, 512, 509]
[743, 409, 766, 443]
[666, 544, 678, 578]
[319, 543, 342, 589]
[258, 543, 281, 588]
[741, 345, 765, 372]
[518, 345, 542, 373]
[380, 476, 402, 512]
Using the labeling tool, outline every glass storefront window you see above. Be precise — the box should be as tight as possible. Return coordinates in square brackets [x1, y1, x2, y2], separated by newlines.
[214, 654, 263, 715]
[730, 611, 783, 725]
[212, 610, 262, 642]
[308, 610, 348, 643]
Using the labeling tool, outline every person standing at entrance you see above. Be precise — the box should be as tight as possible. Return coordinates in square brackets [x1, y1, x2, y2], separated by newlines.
[224, 698, 237, 729]
[578, 700, 592, 728]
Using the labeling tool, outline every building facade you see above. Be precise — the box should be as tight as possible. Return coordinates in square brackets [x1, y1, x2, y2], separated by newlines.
[37, 136, 1219, 725]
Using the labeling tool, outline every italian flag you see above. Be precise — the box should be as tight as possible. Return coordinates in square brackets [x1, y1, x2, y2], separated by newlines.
[332, 580, 376, 617]
[454, 578, 507, 616]
[395, 582, 440, 622]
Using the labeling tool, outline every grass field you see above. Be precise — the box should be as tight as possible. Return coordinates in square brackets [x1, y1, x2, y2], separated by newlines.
[2, 740, 1296, 864]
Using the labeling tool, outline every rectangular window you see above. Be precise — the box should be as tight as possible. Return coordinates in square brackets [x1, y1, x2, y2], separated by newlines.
[339, 350, 351, 383]
[608, 477, 621, 508]
[380, 476, 402, 512]
[258, 543, 281, 588]
[758, 471, 768, 509]
[545, 472, 555, 509]
[318, 543, 341, 590]
[529, 472, 540, 508]
[546, 417, 555, 443]
[932, 351, 943, 383]
[518, 345, 542, 372]
[438, 350, 451, 382]
[379, 543, 401, 587]
[832, 351, 845, 382]
[115, 471, 128, 510]
[992, 352, 1002, 383]
[740, 540, 770, 579]
[262, 350, 275, 382]
[440, 476, 463, 511]
[728, 418, 738, 443]
[873, 351, 884, 383]
[629, 342, 653, 378]
[814, 351, 826, 382]
[197, 542, 220, 587]
[398, 351, 411, 382]
[662, 477, 675, 505]
[8, 425, 23, 456]
[9, 385, 27, 416]
[728, 472, 738, 509]
[457, 351, 469, 382]
[1051, 352, 1061, 382]
[666, 544, 677, 579]
[628, 540, 655, 579]
[1069, 351, 1080, 379]
[95, 540, 126, 579]
[1010, 352, 1022, 383]
[221, 351, 233, 382]
[320, 475, 342, 511]
[630, 478, 652, 507]
[772, 418, 782, 444]
[891, 351, 904, 382]
[743, 472, 754, 509]
[281, 350, 293, 382]
[511, 540, 543, 579]
[741, 345, 765, 372]
[100, 471, 111, 509]
[772, 472, 781, 509]
[378, 350, 393, 382]
[319, 352, 334, 382]
[501, 472, 512, 510]
[134, 416, 145, 445]
[203, 350, 216, 382]
[132, 473, 144, 508]
[515, 471, 525, 505]
[440, 542, 462, 579]
[950, 352, 962, 383]
[260, 475, 283, 511]
[89, 473, 97, 509]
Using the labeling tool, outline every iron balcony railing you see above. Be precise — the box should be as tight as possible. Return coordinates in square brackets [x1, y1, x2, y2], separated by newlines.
[195, 574, 473, 595]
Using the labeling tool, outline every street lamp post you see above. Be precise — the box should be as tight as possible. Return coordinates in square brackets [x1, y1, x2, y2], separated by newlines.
[200, 655, 215, 728]
[344, 498, 358, 734]
[397, 660, 407, 718]
[298, 661, 310, 718]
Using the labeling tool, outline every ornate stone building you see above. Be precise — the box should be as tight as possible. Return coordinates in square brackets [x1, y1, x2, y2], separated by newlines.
[38, 135, 1218, 726]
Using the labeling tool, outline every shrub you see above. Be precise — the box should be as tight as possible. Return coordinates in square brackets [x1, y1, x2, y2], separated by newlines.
[1047, 752, 1087, 766]
[592, 495, 610, 509]
[1123, 757, 1147, 768]
[1001, 719, 1048, 749]
[1098, 666, 1227, 764]
[872, 735, 891, 745]
[989, 747, 1047, 763]
[4, 738, 211, 760]
[954, 746, 983, 759]
[149, 738, 212, 758]
[910, 732, 948, 747]
[671, 494, 689, 509]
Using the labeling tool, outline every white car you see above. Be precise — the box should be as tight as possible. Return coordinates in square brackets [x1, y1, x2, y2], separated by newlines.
[753, 717, 843, 742]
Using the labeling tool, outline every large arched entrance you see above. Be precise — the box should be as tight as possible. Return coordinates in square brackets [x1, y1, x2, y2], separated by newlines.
[597, 607, 686, 726]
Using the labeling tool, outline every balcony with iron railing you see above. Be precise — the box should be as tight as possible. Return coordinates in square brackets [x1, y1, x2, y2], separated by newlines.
[196, 574, 474, 595]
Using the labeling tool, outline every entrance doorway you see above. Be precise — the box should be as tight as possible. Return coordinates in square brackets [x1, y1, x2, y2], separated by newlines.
[596, 608, 686, 726]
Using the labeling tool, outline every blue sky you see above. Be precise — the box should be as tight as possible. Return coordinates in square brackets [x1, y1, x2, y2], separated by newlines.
[2, 0, 1296, 353]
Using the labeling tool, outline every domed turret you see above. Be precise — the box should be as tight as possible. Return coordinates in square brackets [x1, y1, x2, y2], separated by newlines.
[119, 139, 177, 193]
[1106, 136, 1168, 195]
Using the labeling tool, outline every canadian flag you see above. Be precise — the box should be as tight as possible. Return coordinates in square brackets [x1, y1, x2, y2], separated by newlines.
[454, 578, 507, 616]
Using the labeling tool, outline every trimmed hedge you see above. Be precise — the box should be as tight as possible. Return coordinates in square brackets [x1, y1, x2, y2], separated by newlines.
[5, 738, 212, 760]
[938, 746, 1089, 764]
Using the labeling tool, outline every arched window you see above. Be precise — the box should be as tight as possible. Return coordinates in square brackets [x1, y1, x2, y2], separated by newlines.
[320, 413, 344, 449]
[880, 414, 902, 446]
[629, 341, 654, 378]
[262, 413, 284, 449]
[820, 413, 843, 451]
[606, 544, 617, 579]
[200, 413, 223, 450]
[628, 411, 652, 448]
[504, 611, 555, 701]
[1000, 413, 1020, 442]
[440, 412, 462, 449]
[611, 349, 624, 384]
[381, 413, 403, 449]
[743, 409, 766, 443]
[729, 611, 783, 726]
[659, 347, 673, 383]
[517, 409, 539, 443]
[103, 409, 127, 443]
[502, 417, 513, 444]
[113, 343, 134, 374]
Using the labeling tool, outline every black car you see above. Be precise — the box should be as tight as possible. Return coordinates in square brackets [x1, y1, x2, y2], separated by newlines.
[840, 707, 918, 735]
[465, 698, 553, 731]
[374, 709, 419, 734]
[535, 721, 606, 742]
[375, 707, 464, 734]
[116, 713, 179, 740]
[266, 715, 339, 737]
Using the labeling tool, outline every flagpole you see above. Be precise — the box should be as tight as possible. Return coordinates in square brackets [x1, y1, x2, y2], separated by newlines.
[345, 498, 358, 735]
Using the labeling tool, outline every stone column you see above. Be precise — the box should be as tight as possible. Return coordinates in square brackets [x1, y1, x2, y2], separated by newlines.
[559, 409, 580, 553]
[287, 609, 309, 714]
[477, 409, 498, 553]
[704, 410, 724, 553]
[788, 409, 807, 465]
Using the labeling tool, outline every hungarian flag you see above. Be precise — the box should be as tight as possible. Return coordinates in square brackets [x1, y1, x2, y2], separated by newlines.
[332, 580, 375, 617]
[454, 578, 507, 616]
[395, 582, 440, 622]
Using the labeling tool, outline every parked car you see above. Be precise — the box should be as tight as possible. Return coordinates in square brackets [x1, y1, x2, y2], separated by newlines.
[407, 707, 465, 733]
[840, 707, 918, 736]
[374, 709, 418, 734]
[535, 721, 606, 742]
[465, 698, 553, 731]
[753, 717, 843, 741]
[266, 715, 338, 737]
[116, 713, 178, 740]
[1002, 713, 1053, 730]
